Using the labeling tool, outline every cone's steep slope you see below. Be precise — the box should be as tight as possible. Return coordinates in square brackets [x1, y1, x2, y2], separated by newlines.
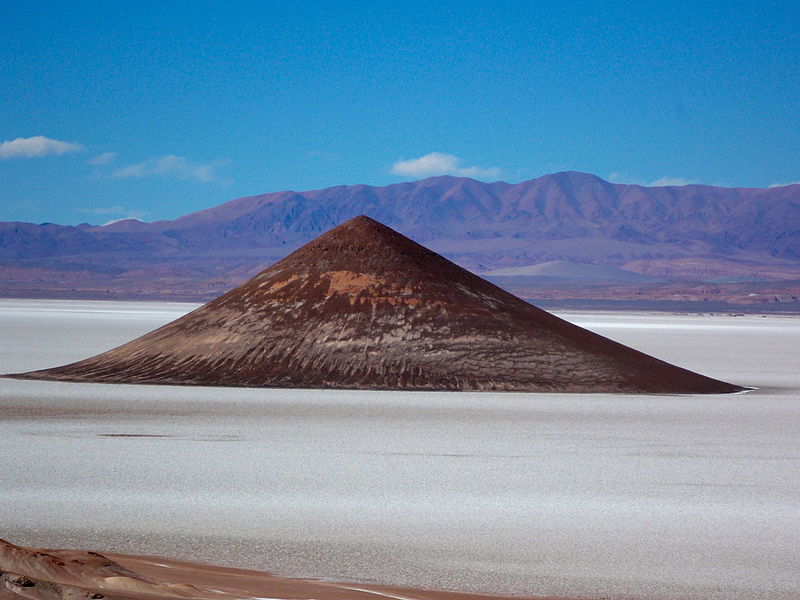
[12, 216, 742, 393]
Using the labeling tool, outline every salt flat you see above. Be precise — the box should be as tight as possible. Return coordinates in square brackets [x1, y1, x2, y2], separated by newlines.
[1, 299, 799, 600]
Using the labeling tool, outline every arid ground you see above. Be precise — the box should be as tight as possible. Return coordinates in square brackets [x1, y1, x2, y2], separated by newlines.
[1, 300, 799, 600]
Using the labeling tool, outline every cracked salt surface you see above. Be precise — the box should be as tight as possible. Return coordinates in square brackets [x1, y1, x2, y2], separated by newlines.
[1, 299, 799, 600]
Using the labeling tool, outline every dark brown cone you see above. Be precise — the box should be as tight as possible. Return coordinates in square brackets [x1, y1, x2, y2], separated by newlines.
[10, 216, 743, 393]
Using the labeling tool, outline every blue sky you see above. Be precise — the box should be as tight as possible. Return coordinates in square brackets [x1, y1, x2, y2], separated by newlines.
[1, 1, 798, 224]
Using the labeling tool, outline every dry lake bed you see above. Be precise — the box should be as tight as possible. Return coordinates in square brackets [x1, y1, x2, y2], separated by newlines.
[1, 299, 799, 600]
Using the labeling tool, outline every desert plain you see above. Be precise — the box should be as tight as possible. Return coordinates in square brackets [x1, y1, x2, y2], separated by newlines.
[1, 299, 799, 600]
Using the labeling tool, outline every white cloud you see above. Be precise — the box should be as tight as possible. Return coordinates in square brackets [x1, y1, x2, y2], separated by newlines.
[113, 155, 228, 183]
[88, 152, 117, 165]
[78, 205, 147, 222]
[648, 176, 694, 187]
[0, 135, 84, 159]
[768, 181, 800, 188]
[391, 152, 501, 178]
[607, 173, 698, 187]
[101, 217, 144, 226]
[607, 172, 645, 185]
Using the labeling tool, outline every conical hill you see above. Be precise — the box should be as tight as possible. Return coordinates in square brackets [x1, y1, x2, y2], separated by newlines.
[11, 216, 743, 393]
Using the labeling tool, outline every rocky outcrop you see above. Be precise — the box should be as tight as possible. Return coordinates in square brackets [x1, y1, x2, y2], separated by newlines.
[0, 538, 201, 600]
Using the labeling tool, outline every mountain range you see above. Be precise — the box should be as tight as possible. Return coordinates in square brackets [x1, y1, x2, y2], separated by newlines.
[1, 171, 798, 308]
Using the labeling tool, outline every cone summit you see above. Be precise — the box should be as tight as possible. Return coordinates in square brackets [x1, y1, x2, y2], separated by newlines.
[11, 216, 742, 393]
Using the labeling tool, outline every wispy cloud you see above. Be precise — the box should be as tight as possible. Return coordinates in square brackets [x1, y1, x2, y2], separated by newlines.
[391, 152, 501, 178]
[769, 181, 800, 188]
[607, 172, 628, 183]
[648, 176, 695, 187]
[608, 172, 696, 187]
[113, 155, 229, 183]
[88, 152, 117, 165]
[78, 205, 147, 221]
[0, 135, 84, 159]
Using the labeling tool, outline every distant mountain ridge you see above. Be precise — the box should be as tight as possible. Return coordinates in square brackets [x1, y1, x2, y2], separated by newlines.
[1, 172, 799, 304]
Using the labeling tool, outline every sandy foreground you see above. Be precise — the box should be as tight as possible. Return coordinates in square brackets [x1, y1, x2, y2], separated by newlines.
[0, 539, 571, 600]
